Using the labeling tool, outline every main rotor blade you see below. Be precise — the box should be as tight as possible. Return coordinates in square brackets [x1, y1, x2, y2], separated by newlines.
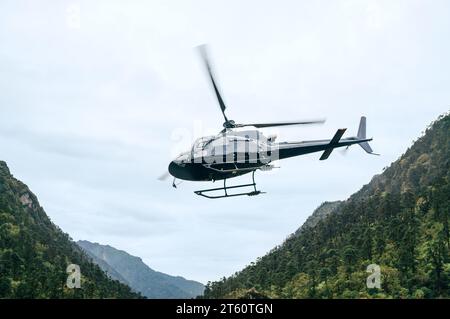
[197, 44, 228, 122]
[235, 119, 326, 128]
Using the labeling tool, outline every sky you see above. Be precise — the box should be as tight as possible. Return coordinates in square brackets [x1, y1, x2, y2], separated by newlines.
[0, 0, 449, 284]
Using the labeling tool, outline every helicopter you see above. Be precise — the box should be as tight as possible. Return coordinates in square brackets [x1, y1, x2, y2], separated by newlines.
[160, 46, 378, 199]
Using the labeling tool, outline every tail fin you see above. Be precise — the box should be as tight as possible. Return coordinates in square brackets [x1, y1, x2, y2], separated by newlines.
[357, 116, 367, 139]
[359, 141, 374, 154]
[357, 116, 378, 155]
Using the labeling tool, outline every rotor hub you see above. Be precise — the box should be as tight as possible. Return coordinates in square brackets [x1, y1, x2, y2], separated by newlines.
[223, 120, 236, 129]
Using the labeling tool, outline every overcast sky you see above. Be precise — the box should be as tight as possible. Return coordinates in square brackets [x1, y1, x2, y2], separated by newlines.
[1, 0, 449, 284]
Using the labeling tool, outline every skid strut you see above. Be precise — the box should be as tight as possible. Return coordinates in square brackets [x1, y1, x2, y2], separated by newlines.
[194, 171, 265, 199]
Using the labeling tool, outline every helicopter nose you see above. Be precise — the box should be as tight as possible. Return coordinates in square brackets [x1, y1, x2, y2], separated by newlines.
[169, 161, 190, 180]
[169, 161, 198, 181]
[168, 161, 180, 177]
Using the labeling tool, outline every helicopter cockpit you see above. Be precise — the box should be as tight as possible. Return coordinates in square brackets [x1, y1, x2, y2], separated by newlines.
[172, 136, 216, 165]
[190, 136, 215, 160]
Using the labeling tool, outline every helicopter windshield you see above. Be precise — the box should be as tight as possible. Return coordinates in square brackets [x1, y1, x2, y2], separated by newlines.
[191, 136, 215, 159]
[192, 136, 215, 151]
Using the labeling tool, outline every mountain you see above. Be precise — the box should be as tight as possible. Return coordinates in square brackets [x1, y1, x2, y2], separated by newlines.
[77, 240, 205, 299]
[203, 113, 450, 299]
[294, 201, 342, 236]
[0, 162, 141, 298]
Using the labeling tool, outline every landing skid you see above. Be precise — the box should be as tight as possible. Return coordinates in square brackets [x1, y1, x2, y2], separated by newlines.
[194, 171, 265, 199]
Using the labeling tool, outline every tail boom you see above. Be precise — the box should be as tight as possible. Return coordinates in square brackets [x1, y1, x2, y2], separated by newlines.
[275, 116, 378, 160]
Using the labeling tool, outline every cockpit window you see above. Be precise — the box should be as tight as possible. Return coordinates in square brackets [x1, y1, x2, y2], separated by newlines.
[192, 136, 215, 151]
[189, 136, 215, 161]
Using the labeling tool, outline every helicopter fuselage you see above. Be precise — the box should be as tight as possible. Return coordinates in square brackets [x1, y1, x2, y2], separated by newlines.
[168, 124, 374, 182]
[168, 129, 272, 181]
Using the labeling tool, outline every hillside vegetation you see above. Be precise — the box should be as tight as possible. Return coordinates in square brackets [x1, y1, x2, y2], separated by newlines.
[0, 162, 141, 298]
[204, 113, 450, 299]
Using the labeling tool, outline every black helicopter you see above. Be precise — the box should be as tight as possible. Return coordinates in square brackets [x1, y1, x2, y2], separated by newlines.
[160, 46, 378, 199]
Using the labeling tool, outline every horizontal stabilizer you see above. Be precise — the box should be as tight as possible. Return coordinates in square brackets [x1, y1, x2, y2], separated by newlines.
[319, 148, 333, 160]
[329, 128, 346, 144]
[320, 128, 346, 160]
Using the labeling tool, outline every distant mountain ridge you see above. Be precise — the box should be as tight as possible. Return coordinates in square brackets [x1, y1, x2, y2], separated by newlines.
[77, 240, 204, 299]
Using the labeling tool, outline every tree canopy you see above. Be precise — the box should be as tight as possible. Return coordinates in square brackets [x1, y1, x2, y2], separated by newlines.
[203, 113, 450, 299]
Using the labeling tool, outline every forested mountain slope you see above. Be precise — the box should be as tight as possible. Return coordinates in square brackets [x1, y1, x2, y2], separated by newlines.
[204, 113, 449, 299]
[0, 162, 141, 298]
